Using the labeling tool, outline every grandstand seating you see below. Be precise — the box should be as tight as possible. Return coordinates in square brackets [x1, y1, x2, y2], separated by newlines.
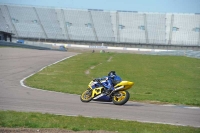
[7, 5, 45, 38]
[110, 11, 118, 42]
[146, 13, 166, 44]
[55, 8, 69, 40]
[0, 5, 16, 34]
[165, 14, 172, 45]
[0, 4, 199, 46]
[0, 7, 7, 31]
[171, 14, 200, 45]
[63, 9, 96, 41]
[36, 7, 65, 39]
[90, 11, 114, 42]
[118, 12, 146, 43]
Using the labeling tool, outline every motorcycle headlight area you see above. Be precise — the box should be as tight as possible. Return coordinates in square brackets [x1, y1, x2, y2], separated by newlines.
[89, 81, 96, 89]
[89, 81, 101, 89]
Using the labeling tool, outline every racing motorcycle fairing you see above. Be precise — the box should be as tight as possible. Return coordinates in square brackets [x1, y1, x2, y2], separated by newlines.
[91, 87, 103, 97]
[114, 81, 134, 91]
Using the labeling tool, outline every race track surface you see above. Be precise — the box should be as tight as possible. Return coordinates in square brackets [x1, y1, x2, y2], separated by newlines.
[0, 48, 200, 127]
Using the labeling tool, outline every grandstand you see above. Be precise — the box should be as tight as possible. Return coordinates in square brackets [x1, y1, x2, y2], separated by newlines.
[0, 4, 200, 48]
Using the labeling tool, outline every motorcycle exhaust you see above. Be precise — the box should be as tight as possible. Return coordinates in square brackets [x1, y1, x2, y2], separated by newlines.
[108, 86, 124, 96]
[114, 86, 124, 91]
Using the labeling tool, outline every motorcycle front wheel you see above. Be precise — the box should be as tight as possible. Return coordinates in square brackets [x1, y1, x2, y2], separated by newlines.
[112, 90, 130, 105]
[80, 89, 93, 102]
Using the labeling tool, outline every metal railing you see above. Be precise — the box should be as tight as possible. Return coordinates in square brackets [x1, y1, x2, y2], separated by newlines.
[10, 31, 200, 46]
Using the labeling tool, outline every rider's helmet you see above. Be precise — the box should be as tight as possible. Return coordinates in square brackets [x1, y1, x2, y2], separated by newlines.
[108, 71, 122, 85]
[108, 71, 116, 78]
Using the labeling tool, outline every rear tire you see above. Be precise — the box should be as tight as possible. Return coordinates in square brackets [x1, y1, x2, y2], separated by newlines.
[80, 89, 93, 102]
[112, 91, 130, 105]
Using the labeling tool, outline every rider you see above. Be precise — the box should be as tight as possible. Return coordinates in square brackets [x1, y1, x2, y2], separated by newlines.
[95, 71, 122, 94]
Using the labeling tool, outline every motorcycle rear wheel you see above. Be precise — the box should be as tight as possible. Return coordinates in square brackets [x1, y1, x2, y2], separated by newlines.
[112, 90, 130, 105]
[80, 89, 93, 102]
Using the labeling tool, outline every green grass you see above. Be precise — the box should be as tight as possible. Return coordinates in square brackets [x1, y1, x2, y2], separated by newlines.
[0, 111, 199, 133]
[0, 46, 20, 48]
[25, 53, 200, 106]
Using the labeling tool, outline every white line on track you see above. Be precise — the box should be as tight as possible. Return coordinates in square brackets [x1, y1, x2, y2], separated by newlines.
[161, 104, 176, 107]
[161, 104, 200, 110]
[183, 107, 200, 109]
[20, 54, 79, 96]
[137, 120, 187, 127]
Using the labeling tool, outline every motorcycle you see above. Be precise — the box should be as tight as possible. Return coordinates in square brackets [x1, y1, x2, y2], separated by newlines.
[80, 78, 134, 105]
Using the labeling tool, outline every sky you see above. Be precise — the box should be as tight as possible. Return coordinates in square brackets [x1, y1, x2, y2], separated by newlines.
[0, 0, 200, 13]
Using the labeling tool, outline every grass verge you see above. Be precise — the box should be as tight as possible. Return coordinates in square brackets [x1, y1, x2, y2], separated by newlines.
[0, 111, 199, 133]
[25, 53, 200, 106]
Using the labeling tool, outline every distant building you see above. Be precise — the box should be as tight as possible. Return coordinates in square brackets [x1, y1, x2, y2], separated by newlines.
[0, 31, 14, 42]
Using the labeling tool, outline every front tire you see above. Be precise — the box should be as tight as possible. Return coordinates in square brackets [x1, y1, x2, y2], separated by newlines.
[80, 89, 93, 102]
[112, 91, 130, 105]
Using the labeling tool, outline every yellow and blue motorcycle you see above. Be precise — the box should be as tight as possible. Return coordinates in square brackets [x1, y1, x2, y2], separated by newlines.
[80, 79, 134, 105]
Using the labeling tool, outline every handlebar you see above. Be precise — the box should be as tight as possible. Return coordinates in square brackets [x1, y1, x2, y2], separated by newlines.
[94, 78, 106, 88]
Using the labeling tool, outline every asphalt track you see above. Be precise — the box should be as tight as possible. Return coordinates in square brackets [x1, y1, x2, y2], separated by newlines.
[0, 48, 200, 128]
